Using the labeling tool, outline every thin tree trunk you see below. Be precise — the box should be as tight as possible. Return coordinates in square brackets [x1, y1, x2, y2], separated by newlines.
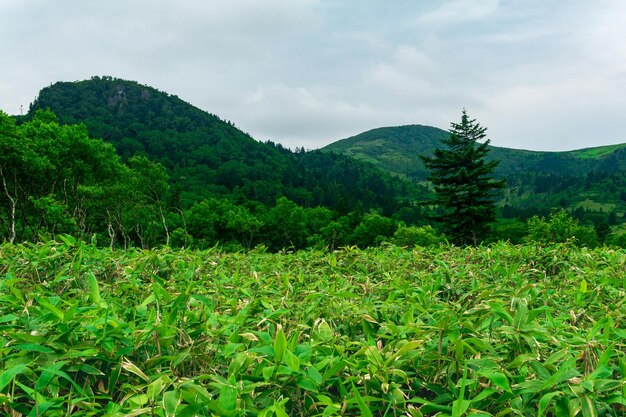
[158, 203, 170, 246]
[176, 208, 189, 247]
[0, 167, 17, 244]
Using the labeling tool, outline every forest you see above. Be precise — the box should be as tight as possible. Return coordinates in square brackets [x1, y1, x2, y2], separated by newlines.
[1, 77, 626, 416]
[2, 76, 626, 250]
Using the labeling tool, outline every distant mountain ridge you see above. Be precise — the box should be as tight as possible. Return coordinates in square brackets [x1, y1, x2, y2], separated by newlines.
[23, 76, 626, 226]
[323, 124, 626, 221]
[26, 76, 425, 216]
[323, 124, 626, 179]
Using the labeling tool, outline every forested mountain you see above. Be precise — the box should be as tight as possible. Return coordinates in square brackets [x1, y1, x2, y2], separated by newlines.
[0, 77, 439, 250]
[324, 125, 626, 222]
[27, 77, 425, 214]
[4, 76, 625, 249]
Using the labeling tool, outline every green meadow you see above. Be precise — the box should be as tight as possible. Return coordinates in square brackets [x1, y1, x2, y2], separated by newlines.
[1, 239, 625, 416]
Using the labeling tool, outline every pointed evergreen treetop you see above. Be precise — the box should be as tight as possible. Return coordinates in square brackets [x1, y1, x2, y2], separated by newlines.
[421, 110, 505, 245]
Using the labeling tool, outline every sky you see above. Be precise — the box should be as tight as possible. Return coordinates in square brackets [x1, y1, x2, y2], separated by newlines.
[1, 0, 626, 151]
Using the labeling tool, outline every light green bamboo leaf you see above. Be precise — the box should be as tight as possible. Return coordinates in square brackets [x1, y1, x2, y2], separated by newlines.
[470, 387, 497, 403]
[39, 366, 88, 397]
[163, 390, 181, 417]
[121, 358, 150, 382]
[512, 298, 529, 330]
[147, 377, 165, 402]
[35, 361, 68, 391]
[585, 365, 612, 381]
[352, 384, 373, 417]
[14, 343, 54, 353]
[297, 376, 319, 393]
[284, 349, 300, 372]
[541, 359, 580, 390]
[27, 400, 57, 417]
[219, 384, 238, 412]
[596, 344, 613, 368]
[0, 314, 19, 323]
[273, 400, 290, 417]
[307, 366, 323, 385]
[86, 271, 101, 303]
[538, 391, 562, 416]
[122, 407, 152, 416]
[36, 297, 64, 321]
[479, 369, 512, 393]
[0, 364, 29, 391]
[274, 327, 287, 363]
[488, 302, 513, 324]
[580, 395, 597, 417]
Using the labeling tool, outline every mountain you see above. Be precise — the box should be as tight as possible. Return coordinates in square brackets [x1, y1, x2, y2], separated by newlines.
[323, 125, 626, 223]
[26, 77, 425, 216]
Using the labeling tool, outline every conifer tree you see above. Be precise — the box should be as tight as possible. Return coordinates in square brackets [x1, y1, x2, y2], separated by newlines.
[421, 110, 505, 245]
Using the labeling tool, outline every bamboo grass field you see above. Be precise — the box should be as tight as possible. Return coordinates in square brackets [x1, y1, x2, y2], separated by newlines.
[1, 239, 625, 416]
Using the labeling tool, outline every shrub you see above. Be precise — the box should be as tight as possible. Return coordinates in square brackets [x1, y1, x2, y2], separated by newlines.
[391, 224, 446, 247]
[525, 209, 598, 246]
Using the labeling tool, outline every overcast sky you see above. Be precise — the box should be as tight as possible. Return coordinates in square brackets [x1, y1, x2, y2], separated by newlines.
[1, 1, 626, 151]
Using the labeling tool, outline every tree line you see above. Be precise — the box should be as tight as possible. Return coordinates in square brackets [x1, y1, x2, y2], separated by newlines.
[0, 109, 434, 250]
[1, 109, 623, 250]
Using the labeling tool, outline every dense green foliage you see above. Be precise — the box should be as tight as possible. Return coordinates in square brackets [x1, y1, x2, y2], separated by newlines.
[421, 111, 505, 245]
[27, 77, 426, 214]
[4, 76, 626, 248]
[1, 108, 432, 250]
[323, 124, 626, 230]
[1, 240, 625, 416]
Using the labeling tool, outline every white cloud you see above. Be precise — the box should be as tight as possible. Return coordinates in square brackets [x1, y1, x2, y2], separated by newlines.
[2, 1, 626, 150]
[417, 0, 500, 25]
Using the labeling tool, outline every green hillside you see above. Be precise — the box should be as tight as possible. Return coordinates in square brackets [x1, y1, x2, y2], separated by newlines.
[27, 77, 424, 215]
[323, 125, 626, 222]
[7, 76, 626, 247]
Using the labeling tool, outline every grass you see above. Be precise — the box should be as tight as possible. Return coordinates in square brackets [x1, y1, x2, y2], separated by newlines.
[575, 199, 617, 213]
[1, 239, 625, 416]
[569, 144, 626, 160]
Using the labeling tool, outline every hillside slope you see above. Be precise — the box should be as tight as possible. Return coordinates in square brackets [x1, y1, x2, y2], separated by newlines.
[323, 125, 626, 221]
[27, 77, 425, 215]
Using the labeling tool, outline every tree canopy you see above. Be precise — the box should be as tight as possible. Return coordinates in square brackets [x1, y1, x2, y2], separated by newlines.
[421, 110, 505, 245]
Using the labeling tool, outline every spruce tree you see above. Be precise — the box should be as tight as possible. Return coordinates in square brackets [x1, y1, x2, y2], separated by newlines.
[421, 110, 505, 245]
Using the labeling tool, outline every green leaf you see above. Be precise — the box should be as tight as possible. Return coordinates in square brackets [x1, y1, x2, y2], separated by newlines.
[219, 384, 238, 412]
[35, 361, 68, 391]
[0, 314, 20, 323]
[352, 384, 373, 417]
[87, 271, 101, 304]
[488, 302, 513, 324]
[297, 376, 319, 393]
[147, 377, 165, 402]
[121, 358, 150, 382]
[272, 399, 290, 417]
[0, 364, 29, 391]
[470, 387, 497, 403]
[580, 395, 597, 417]
[36, 297, 64, 321]
[27, 400, 57, 417]
[307, 366, 323, 385]
[512, 298, 529, 329]
[284, 349, 300, 372]
[538, 391, 562, 417]
[38, 366, 88, 397]
[274, 327, 287, 363]
[541, 359, 580, 390]
[479, 369, 512, 393]
[13, 343, 55, 353]
[163, 390, 181, 417]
